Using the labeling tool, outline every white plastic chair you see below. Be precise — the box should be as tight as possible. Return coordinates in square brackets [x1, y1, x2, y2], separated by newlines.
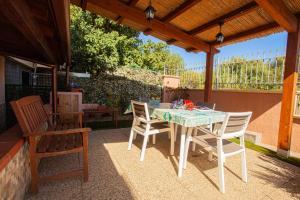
[192, 102, 216, 151]
[183, 112, 252, 193]
[128, 100, 174, 161]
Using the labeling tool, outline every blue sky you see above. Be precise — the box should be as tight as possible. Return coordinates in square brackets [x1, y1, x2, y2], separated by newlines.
[139, 32, 288, 67]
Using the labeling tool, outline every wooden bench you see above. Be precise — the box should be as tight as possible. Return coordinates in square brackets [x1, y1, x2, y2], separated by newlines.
[10, 96, 91, 193]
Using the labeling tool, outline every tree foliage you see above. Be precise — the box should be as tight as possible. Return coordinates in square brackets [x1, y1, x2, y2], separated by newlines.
[70, 5, 184, 75]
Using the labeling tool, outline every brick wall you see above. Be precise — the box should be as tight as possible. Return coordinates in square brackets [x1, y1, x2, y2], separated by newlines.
[0, 141, 30, 200]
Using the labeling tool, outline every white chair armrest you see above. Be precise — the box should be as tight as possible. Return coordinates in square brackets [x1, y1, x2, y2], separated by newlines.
[148, 119, 166, 124]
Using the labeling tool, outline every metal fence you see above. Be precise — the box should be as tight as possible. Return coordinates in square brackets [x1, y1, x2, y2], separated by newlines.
[5, 84, 52, 128]
[164, 50, 293, 91]
[164, 65, 206, 89]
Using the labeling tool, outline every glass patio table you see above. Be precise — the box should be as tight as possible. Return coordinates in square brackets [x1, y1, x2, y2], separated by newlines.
[151, 108, 226, 177]
[126, 102, 226, 177]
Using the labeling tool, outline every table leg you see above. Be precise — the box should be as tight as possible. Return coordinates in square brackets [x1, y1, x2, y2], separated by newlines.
[170, 123, 175, 155]
[178, 126, 189, 177]
[174, 124, 178, 142]
[178, 127, 193, 177]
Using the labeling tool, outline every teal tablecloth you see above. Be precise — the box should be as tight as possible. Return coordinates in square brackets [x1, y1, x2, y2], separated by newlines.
[125, 101, 226, 127]
[151, 109, 226, 127]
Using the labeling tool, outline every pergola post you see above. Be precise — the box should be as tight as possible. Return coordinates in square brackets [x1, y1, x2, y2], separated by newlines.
[204, 47, 215, 103]
[277, 21, 300, 156]
[51, 66, 58, 114]
[65, 64, 70, 89]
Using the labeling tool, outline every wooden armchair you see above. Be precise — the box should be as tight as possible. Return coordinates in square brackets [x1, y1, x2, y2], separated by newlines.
[10, 96, 91, 193]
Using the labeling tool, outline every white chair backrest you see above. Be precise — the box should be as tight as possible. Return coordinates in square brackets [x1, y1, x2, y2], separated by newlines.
[131, 100, 150, 122]
[198, 102, 216, 110]
[218, 112, 252, 139]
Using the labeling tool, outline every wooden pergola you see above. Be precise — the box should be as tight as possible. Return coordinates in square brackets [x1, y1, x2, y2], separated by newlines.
[69, 0, 300, 156]
[0, 0, 300, 156]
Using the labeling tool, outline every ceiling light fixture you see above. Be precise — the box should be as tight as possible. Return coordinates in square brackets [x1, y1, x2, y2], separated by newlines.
[216, 21, 225, 43]
[144, 0, 156, 21]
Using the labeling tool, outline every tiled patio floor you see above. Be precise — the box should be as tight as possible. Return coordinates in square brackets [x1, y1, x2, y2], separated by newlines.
[26, 128, 300, 200]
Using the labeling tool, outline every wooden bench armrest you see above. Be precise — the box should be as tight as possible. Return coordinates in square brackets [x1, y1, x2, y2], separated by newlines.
[31, 127, 91, 137]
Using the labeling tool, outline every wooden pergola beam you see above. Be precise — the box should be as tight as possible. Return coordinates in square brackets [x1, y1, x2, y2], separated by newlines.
[255, 0, 297, 32]
[204, 46, 215, 103]
[189, 2, 259, 35]
[89, 0, 216, 53]
[211, 22, 279, 47]
[277, 21, 300, 155]
[161, 0, 202, 22]
[0, 0, 57, 64]
[166, 39, 177, 45]
[50, 0, 71, 66]
[117, 0, 139, 24]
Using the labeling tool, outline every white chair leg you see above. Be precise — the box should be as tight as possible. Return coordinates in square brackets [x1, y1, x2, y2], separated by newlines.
[217, 139, 225, 193]
[240, 136, 247, 183]
[218, 155, 225, 193]
[128, 129, 135, 150]
[241, 149, 247, 182]
[133, 132, 137, 140]
[183, 138, 191, 169]
[209, 123, 213, 132]
[140, 134, 149, 161]
[208, 150, 213, 161]
[192, 128, 197, 152]
[152, 135, 156, 144]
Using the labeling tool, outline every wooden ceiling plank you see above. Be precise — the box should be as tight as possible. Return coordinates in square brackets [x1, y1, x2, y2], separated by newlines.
[255, 0, 297, 32]
[211, 22, 279, 47]
[117, 0, 139, 24]
[189, 2, 259, 35]
[88, 0, 215, 53]
[162, 0, 202, 22]
[0, 0, 57, 64]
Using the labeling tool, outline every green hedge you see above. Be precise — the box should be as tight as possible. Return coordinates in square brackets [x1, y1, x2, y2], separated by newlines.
[72, 66, 162, 111]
